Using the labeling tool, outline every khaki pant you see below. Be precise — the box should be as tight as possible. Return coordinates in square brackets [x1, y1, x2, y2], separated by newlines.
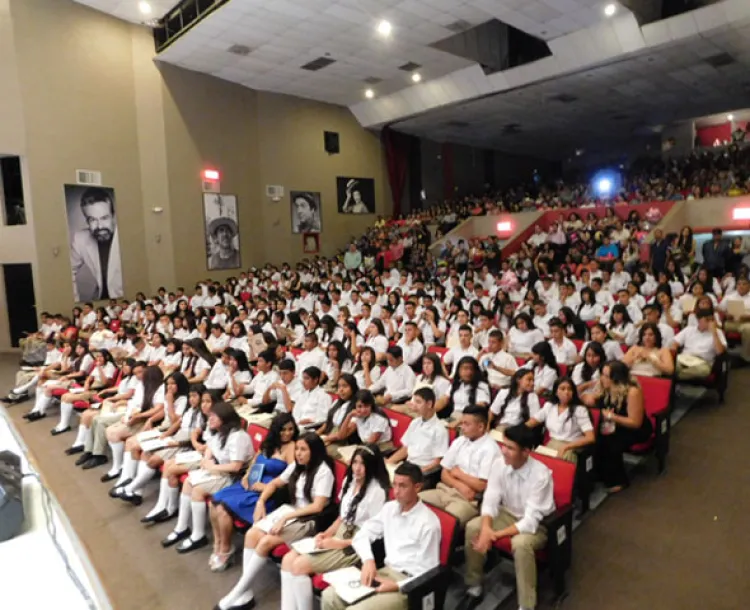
[676, 355, 712, 380]
[321, 566, 408, 610]
[420, 482, 478, 526]
[86, 413, 122, 455]
[465, 508, 547, 610]
[545, 439, 578, 464]
[14, 371, 37, 389]
[724, 320, 750, 361]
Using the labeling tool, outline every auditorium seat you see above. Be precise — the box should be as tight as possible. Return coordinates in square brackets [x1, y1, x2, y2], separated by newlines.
[247, 424, 269, 453]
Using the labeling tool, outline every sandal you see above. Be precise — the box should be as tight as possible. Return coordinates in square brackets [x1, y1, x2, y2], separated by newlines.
[210, 547, 235, 572]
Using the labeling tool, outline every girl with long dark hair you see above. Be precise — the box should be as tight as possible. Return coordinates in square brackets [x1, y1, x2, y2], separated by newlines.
[163, 401, 253, 553]
[215, 432, 335, 610]
[489, 368, 539, 430]
[318, 374, 359, 453]
[572, 341, 605, 399]
[521, 341, 559, 395]
[351, 346, 381, 390]
[279, 444, 389, 610]
[507, 313, 544, 355]
[339, 390, 393, 453]
[444, 356, 490, 423]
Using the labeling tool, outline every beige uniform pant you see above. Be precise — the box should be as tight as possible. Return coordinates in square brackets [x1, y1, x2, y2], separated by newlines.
[14, 371, 37, 389]
[86, 413, 122, 455]
[724, 320, 750, 361]
[465, 508, 547, 610]
[321, 566, 408, 610]
[420, 482, 479, 526]
[545, 439, 578, 464]
[676, 355, 712, 380]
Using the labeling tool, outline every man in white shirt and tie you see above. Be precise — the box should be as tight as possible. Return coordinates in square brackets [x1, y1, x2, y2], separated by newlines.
[459, 424, 555, 610]
[321, 462, 441, 610]
[371, 346, 416, 406]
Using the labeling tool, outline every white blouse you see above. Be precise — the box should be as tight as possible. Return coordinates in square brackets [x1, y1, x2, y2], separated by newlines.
[490, 389, 541, 426]
[365, 335, 389, 354]
[280, 462, 335, 509]
[353, 412, 392, 444]
[571, 363, 600, 394]
[534, 402, 593, 443]
[207, 428, 253, 465]
[451, 381, 491, 413]
[339, 478, 387, 527]
[508, 327, 545, 354]
[578, 303, 603, 322]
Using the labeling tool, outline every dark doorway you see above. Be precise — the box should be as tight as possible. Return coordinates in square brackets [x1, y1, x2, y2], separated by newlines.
[3, 264, 37, 347]
[1, 156, 26, 226]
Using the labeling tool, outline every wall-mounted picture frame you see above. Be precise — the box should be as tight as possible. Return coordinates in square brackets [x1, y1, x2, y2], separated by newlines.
[336, 177, 375, 214]
[203, 193, 241, 270]
[290, 191, 322, 234]
[303, 232, 320, 254]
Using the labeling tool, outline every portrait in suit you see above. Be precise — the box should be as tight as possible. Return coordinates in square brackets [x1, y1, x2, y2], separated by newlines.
[64, 184, 124, 302]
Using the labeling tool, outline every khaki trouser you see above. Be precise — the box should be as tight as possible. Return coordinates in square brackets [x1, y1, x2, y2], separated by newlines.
[420, 482, 479, 526]
[545, 439, 578, 464]
[14, 371, 37, 389]
[676, 355, 712, 380]
[465, 508, 547, 610]
[724, 320, 750, 361]
[321, 566, 408, 610]
[86, 413, 122, 455]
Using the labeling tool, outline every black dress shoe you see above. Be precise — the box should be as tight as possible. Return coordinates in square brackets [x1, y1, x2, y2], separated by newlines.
[65, 446, 85, 456]
[176, 536, 208, 554]
[22, 412, 34, 420]
[74, 451, 92, 465]
[26, 412, 46, 422]
[161, 529, 190, 548]
[455, 593, 484, 610]
[81, 455, 108, 470]
[152, 510, 177, 524]
[120, 493, 143, 506]
[109, 484, 129, 498]
[212, 599, 256, 610]
[51, 426, 71, 436]
[141, 510, 165, 524]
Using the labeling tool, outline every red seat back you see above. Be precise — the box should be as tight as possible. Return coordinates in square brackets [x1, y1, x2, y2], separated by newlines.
[382, 407, 411, 448]
[529, 454, 575, 509]
[427, 346, 448, 357]
[558, 363, 568, 377]
[334, 459, 348, 497]
[425, 502, 457, 566]
[109, 320, 121, 332]
[635, 375, 671, 416]
[247, 424, 268, 453]
[572, 339, 584, 352]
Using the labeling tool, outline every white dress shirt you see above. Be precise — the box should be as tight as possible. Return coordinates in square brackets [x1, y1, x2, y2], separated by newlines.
[508, 328, 545, 354]
[280, 462, 335, 508]
[369, 362, 416, 402]
[247, 370, 280, 406]
[295, 348, 327, 379]
[292, 386, 333, 424]
[535, 402, 593, 442]
[480, 350, 518, 388]
[339, 479, 387, 527]
[397, 338, 425, 366]
[490, 389, 541, 426]
[443, 344, 479, 367]
[353, 413, 393, 443]
[481, 456, 555, 534]
[352, 500, 441, 577]
[440, 433, 500, 480]
[400, 415, 449, 467]
[451, 381, 491, 413]
[548, 338, 577, 365]
[672, 326, 727, 364]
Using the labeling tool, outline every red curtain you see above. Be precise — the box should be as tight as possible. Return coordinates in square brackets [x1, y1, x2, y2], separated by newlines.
[382, 127, 409, 218]
[442, 142, 454, 201]
[696, 123, 731, 147]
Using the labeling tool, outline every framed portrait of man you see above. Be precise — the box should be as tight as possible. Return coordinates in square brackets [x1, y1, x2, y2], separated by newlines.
[336, 177, 375, 214]
[63, 184, 124, 302]
[203, 193, 241, 271]
[302, 233, 320, 254]
[290, 191, 322, 234]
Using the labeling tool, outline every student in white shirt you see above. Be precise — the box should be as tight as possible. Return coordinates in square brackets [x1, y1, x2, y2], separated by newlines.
[581, 324, 624, 363]
[547, 318, 578, 365]
[447, 356, 491, 423]
[577, 287, 603, 322]
[489, 368, 540, 430]
[720, 276, 750, 362]
[370, 345, 416, 406]
[396, 321, 425, 368]
[521, 342, 559, 395]
[295, 333, 328, 380]
[181, 338, 215, 386]
[671, 308, 727, 379]
[420, 405, 500, 526]
[204, 349, 232, 395]
[461, 424, 555, 610]
[264, 359, 305, 414]
[388, 387, 449, 471]
[207, 324, 230, 355]
[340, 390, 393, 453]
[572, 341, 605, 404]
[443, 324, 479, 372]
[223, 349, 253, 403]
[241, 349, 280, 409]
[607, 304, 637, 346]
[478, 329, 518, 390]
[364, 318, 390, 360]
[320, 462, 441, 610]
[351, 346, 382, 392]
[507, 313, 545, 356]
[292, 366, 333, 427]
[527, 377, 595, 462]
[318, 374, 359, 452]
[280, 444, 389, 610]
[216, 432, 335, 610]
[3, 339, 62, 403]
[405, 353, 451, 414]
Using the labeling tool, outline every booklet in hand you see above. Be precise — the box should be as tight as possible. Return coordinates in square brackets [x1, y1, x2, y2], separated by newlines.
[323, 566, 377, 605]
[255, 504, 297, 534]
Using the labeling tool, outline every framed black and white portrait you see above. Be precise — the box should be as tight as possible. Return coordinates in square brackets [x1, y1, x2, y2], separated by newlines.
[290, 191, 322, 234]
[336, 177, 375, 214]
[63, 184, 124, 302]
[203, 193, 241, 271]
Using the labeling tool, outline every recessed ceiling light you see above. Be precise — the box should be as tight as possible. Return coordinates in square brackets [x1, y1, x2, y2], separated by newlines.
[411, 72, 422, 83]
[365, 89, 375, 99]
[376, 19, 392, 37]
[604, 3, 616, 17]
[139, 1, 152, 14]
[727, 113, 734, 120]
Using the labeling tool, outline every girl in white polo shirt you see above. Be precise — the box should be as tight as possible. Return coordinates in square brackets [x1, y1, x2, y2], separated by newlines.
[490, 368, 540, 431]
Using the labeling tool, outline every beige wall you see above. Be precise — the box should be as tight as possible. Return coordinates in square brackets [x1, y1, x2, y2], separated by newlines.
[0, 0, 389, 348]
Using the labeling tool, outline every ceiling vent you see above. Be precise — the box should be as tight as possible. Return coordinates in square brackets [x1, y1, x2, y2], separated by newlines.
[363, 76, 383, 85]
[398, 62, 422, 71]
[549, 93, 578, 103]
[301, 56, 336, 71]
[445, 19, 473, 33]
[227, 44, 252, 56]
[704, 52, 735, 68]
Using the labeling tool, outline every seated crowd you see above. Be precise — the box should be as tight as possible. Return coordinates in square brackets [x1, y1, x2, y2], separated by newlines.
[4, 204, 745, 610]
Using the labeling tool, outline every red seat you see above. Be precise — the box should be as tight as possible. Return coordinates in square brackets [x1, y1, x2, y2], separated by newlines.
[334, 460, 347, 497]
[628, 376, 672, 472]
[492, 454, 575, 600]
[109, 320, 121, 332]
[271, 543, 290, 560]
[73, 400, 90, 410]
[382, 407, 411, 448]
[247, 424, 269, 453]
[572, 339, 584, 352]
[558, 364, 568, 377]
[51, 387, 69, 397]
[427, 346, 448, 357]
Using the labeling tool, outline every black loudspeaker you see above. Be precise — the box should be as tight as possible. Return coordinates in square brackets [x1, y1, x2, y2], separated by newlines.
[324, 131, 340, 154]
[0, 450, 24, 542]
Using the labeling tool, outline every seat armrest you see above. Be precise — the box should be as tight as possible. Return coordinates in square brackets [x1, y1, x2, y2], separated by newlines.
[400, 565, 445, 595]
[543, 505, 574, 568]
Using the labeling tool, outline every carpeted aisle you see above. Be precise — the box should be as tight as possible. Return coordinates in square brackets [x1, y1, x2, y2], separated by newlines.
[2, 353, 749, 610]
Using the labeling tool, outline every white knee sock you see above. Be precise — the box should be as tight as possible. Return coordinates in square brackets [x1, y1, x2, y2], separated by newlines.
[145, 478, 170, 518]
[190, 501, 207, 541]
[32, 392, 50, 414]
[72, 424, 88, 448]
[280, 571, 296, 610]
[291, 573, 314, 610]
[56, 402, 74, 431]
[126, 462, 156, 495]
[107, 441, 124, 476]
[15, 374, 38, 394]
[115, 452, 137, 486]
[166, 484, 180, 514]
[175, 493, 192, 533]
[219, 548, 260, 609]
